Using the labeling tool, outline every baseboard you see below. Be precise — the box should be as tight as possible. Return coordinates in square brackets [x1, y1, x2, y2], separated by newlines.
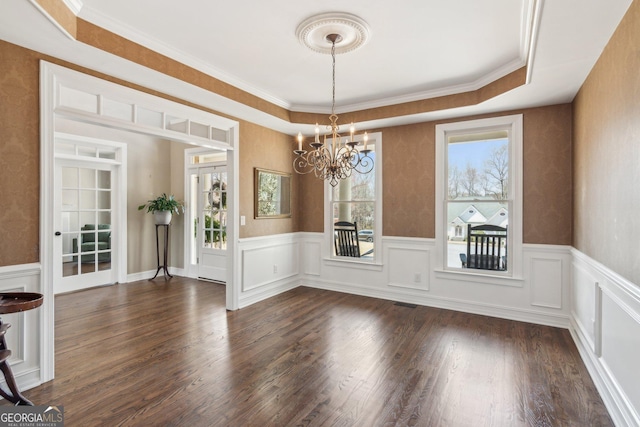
[238, 279, 299, 309]
[126, 266, 186, 283]
[302, 278, 570, 328]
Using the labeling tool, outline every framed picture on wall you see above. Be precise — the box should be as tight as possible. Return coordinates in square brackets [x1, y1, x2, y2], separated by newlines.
[254, 168, 292, 219]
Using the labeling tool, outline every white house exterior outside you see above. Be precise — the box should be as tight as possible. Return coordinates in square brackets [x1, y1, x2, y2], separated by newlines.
[448, 198, 508, 241]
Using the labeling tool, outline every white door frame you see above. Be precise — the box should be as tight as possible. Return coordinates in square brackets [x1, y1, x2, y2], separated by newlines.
[183, 149, 228, 282]
[53, 134, 127, 294]
[40, 61, 240, 385]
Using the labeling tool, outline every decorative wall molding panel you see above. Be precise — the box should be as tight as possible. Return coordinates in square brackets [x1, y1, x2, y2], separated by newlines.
[237, 233, 299, 308]
[0, 263, 43, 393]
[570, 249, 640, 427]
[297, 233, 571, 328]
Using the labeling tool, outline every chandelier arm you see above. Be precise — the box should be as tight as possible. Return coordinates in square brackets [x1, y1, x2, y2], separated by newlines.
[292, 31, 374, 186]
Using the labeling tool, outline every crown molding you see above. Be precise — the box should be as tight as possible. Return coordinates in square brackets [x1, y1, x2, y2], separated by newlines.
[61, 0, 83, 15]
[77, 1, 542, 116]
[78, 5, 292, 110]
[292, 0, 541, 114]
[28, 0, 75, 40]
[523, 0, 544, 84]
[290, 57, 526, 114]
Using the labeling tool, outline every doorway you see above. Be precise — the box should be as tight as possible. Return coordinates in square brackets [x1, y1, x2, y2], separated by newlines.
[40, 61, 240, 385]
[53, 134, 126, 294]
[185, 149, 228, 283]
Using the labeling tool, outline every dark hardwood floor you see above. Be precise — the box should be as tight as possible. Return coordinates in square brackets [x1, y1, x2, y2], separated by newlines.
[10, 277, 612, 426]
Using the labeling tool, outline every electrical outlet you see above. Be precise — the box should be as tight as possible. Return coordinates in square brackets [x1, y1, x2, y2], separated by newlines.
[273, 265, 278, 274]
[414, 273, 421, 283]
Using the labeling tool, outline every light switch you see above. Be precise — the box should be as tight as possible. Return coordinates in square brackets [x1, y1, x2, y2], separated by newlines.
[240, 215, 246, 226]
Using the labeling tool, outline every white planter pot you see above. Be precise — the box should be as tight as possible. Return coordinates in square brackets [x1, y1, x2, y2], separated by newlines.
[154, 211, 173, 225]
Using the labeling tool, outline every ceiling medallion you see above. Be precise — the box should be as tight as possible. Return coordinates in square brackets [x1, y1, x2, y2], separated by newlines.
[296, 12, 371, 55]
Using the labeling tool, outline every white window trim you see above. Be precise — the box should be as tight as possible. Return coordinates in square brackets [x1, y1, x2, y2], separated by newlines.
[435, 114, 523, 281]
[324, 131, 383, 266]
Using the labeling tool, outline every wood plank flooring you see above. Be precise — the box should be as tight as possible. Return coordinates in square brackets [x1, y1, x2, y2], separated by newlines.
[9, 277, 612, 426]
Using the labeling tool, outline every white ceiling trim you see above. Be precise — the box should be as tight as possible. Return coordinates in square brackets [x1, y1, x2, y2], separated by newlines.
[523, 0, 544, 84]
[295, 0, 543, 114]
[77, 5, 292, 111]
[62, 0, 83, 16]
[77, 0, 541, 116]
[28, 0, 75, 41]
[292, 56, 527, 115]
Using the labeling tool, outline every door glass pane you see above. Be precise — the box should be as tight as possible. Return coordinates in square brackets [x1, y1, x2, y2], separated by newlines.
[97, 170, 111, 189]
[98, 189, 111, 209]
[62, 167, 78, 187]
[61, 165, 112, 279]
[201, 170, 227, 251]
[80, 190, 96, 209]
[79, 168, 96, 188]
[189, 174, 198, 265]
[80, 211, 96, 227]
[62, 189, 78, 210]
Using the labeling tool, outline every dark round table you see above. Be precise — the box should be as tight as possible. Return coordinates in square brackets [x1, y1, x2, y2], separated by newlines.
[0, 292, 43, 405]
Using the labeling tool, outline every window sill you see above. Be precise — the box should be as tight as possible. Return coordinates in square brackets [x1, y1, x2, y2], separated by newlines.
[323, 257, 384, 272]
[434, 268, 524, 288]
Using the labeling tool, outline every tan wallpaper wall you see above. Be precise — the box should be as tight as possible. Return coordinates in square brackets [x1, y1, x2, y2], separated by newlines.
[299, 104, 573, 245]
[522, 104, 573, 244]
[0, 38, 574, 267]
[573, 0, 640, 285]
[0, 40, 300, 265]
[0, 41, 40, 266]
[382, 123, 436, 238]
[239, 121, 300, 238]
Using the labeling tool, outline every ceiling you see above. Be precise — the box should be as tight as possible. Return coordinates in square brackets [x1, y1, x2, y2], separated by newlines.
[0, 0, 633, 134]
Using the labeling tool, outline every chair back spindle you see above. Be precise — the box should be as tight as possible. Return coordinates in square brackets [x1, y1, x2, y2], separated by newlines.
[465, 224, 507, 271]
[334, 221, 361, 258]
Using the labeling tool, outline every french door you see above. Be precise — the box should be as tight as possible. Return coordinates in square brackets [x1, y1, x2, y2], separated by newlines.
[53, 155, 121, 294]
[194, 166, 228, 282]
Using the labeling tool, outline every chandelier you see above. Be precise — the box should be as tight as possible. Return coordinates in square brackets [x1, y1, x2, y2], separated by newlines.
[293, 28, 374, 187]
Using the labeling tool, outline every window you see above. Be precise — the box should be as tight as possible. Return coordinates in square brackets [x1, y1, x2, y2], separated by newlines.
[326, 132, 382, 263]
[436, 115, 522, 277]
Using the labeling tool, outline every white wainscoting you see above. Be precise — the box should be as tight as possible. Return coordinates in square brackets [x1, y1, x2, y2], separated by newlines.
[299, 233, 571, 328]
[231, 233, 640, 424]
[0, 263, 43, 393]
[237, 233, 300, 308]
[570, 249, 640, 427]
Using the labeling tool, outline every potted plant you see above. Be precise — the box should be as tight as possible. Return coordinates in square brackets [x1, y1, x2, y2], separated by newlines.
[138, 193, 185, 225]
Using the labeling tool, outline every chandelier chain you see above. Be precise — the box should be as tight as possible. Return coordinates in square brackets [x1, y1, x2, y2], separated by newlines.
[331, 39, 336, 116]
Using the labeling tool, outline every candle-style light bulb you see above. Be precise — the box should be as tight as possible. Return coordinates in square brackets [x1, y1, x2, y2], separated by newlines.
[350, 123, 355, 142]
[297, 132, 303, 151]
[363, 132, 368, 151]
[315, 123, 320, 144]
